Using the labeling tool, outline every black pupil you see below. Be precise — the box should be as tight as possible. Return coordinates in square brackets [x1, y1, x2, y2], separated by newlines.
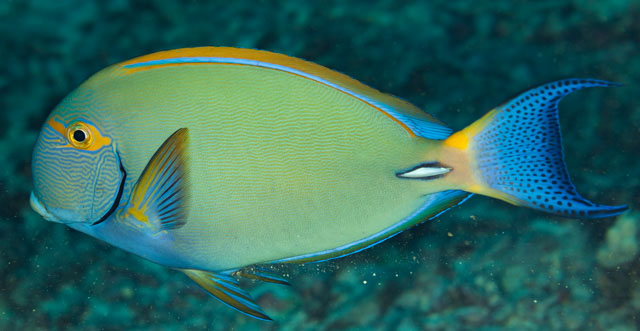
[73, 130, 86, 142]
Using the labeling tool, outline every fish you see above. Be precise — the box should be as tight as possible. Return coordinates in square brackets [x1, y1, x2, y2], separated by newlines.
[29, 47, 627, 320]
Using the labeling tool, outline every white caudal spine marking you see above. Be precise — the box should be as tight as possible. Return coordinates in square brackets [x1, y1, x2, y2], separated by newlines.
[397, 166, 451, 179]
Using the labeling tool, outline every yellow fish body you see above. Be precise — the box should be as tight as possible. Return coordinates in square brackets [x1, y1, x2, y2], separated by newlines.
[30, 47, 626, 320]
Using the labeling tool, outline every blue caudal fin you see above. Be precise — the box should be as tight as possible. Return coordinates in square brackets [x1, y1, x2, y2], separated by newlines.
[443, 79, 627, 218]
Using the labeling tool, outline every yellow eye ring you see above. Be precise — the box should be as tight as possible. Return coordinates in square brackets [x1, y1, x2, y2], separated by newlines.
[66, 122, 94, 149]
[47, 116, 112, 151]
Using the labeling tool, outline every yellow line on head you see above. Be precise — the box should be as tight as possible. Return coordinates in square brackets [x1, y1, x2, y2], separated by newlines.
[47, 116, 67, 137]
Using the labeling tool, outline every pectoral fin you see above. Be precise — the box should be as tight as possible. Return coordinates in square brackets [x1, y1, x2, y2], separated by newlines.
[125, 128, 189, 231]
[182, 269, 272, 321]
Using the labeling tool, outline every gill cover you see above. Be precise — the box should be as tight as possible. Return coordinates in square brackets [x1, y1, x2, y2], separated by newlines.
[31, 114, 123, 224]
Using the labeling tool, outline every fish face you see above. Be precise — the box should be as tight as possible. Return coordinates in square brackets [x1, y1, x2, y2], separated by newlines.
[31, 112, 124, 225]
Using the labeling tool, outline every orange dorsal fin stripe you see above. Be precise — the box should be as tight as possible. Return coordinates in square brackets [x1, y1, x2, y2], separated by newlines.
[116, 47, 450, 139]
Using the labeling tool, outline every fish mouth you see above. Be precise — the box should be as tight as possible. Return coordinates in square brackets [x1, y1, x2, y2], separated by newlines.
[30, 193, 86, 224]
[30, 192, 62, 223]
[92, 160, 127, 226]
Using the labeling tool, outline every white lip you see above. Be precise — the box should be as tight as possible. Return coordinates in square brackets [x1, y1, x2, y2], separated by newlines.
[30, 192, 62, 223]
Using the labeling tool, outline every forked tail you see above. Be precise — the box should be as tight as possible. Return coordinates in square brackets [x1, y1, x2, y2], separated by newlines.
[442, 79, 627, 218]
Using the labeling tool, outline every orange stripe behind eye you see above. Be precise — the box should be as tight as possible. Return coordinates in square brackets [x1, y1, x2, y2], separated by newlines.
[74, 122, 112, 152]
[47, 116, 67, 137]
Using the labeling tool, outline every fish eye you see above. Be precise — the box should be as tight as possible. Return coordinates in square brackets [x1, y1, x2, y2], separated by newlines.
[66, 122, 94, 149]
[73, 129, 86, 142]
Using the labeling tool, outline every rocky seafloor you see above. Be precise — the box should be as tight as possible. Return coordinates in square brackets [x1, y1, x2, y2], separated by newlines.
[1, 0, 639, 330]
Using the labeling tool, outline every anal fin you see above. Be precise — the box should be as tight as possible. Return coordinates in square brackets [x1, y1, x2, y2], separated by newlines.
[234, 267, 291, 286]
[274, 190, 472, 264]
[182, 269, 272, 321]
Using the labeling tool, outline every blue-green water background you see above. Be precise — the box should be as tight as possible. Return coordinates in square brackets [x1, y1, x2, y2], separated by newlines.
[1, 0, 639, 329]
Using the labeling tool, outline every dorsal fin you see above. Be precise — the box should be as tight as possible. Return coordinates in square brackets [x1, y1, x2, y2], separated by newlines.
[118, 47, 451, 140]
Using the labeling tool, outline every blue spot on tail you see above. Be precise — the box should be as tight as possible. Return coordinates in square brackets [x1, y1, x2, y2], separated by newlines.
[474, 79, 627, 218]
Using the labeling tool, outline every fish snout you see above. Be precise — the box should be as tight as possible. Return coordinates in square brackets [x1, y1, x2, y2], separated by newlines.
[30, 192, 85, 224]
[30, 192, 59, 222]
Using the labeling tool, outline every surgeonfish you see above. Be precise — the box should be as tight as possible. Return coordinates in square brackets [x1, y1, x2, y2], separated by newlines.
[30, 47, 627, 320]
